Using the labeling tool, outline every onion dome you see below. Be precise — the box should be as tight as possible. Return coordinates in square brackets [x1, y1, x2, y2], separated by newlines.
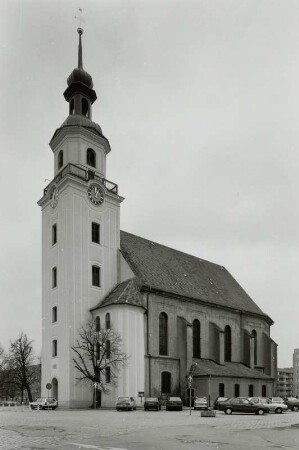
[64, 28, 97, 104]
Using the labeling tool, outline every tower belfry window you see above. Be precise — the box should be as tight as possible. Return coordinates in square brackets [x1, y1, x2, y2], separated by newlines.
[81, 98, 89, 117]
[87, 148, 96, 168]
[58, 150, 63, 170]
[69, 98, 74, 115]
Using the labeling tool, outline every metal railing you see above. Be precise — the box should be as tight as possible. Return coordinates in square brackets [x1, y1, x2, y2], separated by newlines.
[44, 163, 118, 196]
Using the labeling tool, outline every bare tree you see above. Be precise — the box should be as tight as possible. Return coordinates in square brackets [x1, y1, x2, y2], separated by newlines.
[7, 333, 37, 403]
[72, 320, 128, 403]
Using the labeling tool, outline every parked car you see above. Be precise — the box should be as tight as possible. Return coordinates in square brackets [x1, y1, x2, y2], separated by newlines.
[219, 397, 270, 415]
[166, 397, 183, 411]
[29, 397, 58, 410]
[213, 397, 228, 410]
[115, 396, 137, 411]
[194, 397, 208, 410]
[144, 397, 161, 411]
[249, 397, 287, 414]
[270, 397, 285, 404]
[285, 398, 299, 412]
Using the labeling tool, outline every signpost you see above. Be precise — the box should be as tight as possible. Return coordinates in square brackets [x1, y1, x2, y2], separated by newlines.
[46, 383, 52, 413]
[138, 391, 144, 405]
[188, 376, 193, 416]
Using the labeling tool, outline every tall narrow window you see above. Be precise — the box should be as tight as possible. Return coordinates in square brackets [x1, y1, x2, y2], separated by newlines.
[105, 313, 110, 330]
[81, 98, 89, 117]
[161, 371, 171, 393]
[159, 312, 168, 355]
[52, 267, 57, 288]
[224, 325, 232, 362]
[96, 343, 100, 360]
[91, 222, 100, 244]
[52, 340, 57, 357]
[92, 266, 100, 287]
[87, 148, 96, 168]
[105, 367, 111, 383]
[234, 384, 240, 397]
[58, 150, 63, 170]
[106, 340, 111, 359]
[219, 383, 225, 397]
[52, 224, 57, 245]
[252, 329, 257, 366]
[95, 316, 100, 332]
[192, 319, 201, 358]
[52, 306, 57, 323]
[262, 385, 267, 397]
[249, 384, 254, 397]
[69, 98, 74, 115]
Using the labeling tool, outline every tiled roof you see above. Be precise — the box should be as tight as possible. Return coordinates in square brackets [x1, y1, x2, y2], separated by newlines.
[91, 278, 145, 311]
[191, 359, 273, 380]
[120, 230, 272, 322]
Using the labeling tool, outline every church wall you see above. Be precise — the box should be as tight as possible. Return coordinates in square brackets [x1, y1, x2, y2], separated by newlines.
[41, 176, 121, 408]
[146, 292, 274, 399]
[92, 304, 145, 407]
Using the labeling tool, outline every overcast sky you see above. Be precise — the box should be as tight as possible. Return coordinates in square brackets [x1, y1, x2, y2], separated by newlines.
[0, 0, 298, 368]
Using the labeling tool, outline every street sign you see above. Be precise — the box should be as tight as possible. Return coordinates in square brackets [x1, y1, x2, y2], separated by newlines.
[46, 383, 52, 390]
[138, 391, 144, 397]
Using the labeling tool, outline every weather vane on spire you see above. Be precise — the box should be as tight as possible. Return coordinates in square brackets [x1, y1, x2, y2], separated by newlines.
[74, 7, 85, 31]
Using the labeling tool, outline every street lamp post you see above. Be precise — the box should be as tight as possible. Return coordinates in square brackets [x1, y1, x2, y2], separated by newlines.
[188, 375, 193, 416]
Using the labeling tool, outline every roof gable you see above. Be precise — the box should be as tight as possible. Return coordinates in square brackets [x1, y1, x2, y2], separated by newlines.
[120, 230, 271, 321]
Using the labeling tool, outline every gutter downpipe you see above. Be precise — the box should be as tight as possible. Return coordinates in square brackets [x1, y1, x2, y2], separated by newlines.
[146, 288, 152, 397]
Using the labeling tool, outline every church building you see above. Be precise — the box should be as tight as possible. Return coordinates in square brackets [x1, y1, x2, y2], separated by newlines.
[38, 29, 277, 408]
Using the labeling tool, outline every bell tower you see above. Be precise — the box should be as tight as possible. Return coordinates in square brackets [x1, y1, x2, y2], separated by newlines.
[38, 29, 123, 408]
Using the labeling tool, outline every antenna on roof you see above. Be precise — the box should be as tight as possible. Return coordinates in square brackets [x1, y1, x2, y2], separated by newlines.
[74, 7, 85, 30]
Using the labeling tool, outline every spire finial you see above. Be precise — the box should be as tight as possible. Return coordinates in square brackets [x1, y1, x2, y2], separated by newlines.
[77, 27, 83, 69]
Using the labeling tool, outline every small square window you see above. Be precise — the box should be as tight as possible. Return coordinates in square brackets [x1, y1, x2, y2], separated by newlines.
[92, 266, 100, 287]
[52, 267, 57, 288]
[52, 224, 57, 245]
[52, 306, 57, 323]
[91, 222, 100, 244]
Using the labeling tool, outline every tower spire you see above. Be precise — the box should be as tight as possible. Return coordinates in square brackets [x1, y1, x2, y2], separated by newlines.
[77, 27, 83, 69]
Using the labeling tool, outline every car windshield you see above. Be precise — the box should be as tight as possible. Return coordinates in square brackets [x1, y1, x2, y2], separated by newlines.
[146, 398, 157, 401]
[196, 398, 207, 402]
[117, 397, 129, 401]
[169, 397, 181, 401]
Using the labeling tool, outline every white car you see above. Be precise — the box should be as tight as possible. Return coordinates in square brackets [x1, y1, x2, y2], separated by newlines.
[194, 397, 208, 410]
[249, 397, 287, 414]
[30, 397, 58, 410]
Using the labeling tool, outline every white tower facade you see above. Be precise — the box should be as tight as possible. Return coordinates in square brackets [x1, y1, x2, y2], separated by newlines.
[38, 29, 123, 408]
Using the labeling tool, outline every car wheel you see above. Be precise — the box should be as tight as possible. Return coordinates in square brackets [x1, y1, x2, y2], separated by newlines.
[257, 409, 265, 415]
[225, 408, 232, 415]
[30, 406, 34, 410]
[144, 408, 147, 411]
[293, 406, 299, 412]
[116, 408, 119, 411]
[275, 408, 282, 414]
[180, 407, 183, 411]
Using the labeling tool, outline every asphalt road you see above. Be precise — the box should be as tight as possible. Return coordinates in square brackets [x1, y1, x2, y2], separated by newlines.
[0, 407, 298, 450]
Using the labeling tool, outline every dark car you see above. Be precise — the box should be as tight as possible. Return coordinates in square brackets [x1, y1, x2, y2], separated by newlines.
[219, 397, 270, 415]
[213, 397, 228, 410]
[144, 397, 161, 411]
[166, 397, 183, 411]
[285, 397, 299, 412]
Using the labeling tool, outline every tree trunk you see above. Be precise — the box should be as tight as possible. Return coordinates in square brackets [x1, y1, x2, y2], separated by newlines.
[25, 384, 33, 403]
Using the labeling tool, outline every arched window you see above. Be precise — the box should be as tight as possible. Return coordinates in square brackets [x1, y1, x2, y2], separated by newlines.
[192, 319, 201, 358]
[262, 385, 267, 397]
[161, 371, 171, 393]
[96, 343, 100, 360]
[106, 340, 111, 359]
[105, 313, 110, 330]
[87, 148, 96, 168]
[224, 325, 232, 362]
[58, 150, 63, 170]
[105, 367, 111, 383]
[234, 383, 240, 397]
[249, 384, 254, 397]
[95, 316, 100, 332]
[159, 312, 168, 355]
[52, 340, 57, 357]
[252, 330, 257, 366]
[69, 98, 74, 115]
[219, 383, 225, 397]
[81, 98, 89, 117]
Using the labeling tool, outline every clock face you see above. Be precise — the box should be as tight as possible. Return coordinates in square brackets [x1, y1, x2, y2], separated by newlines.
[50, 187, 59, 208]
[87, 183, 104, 205]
